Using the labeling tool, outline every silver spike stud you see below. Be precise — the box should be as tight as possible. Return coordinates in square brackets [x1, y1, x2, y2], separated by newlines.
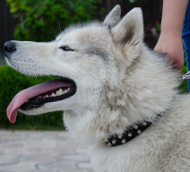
[102, 139, 108, 143]
[122, 139, 126, 144]
[107, 143, 112, 147]
[112, 139, 117, 144]
[128, 133, 132, 137]
[137, 130, 142, 134]
[134, 125, 138, 129]
[143, 122, 147, 126]
[118, 134, 122, 139]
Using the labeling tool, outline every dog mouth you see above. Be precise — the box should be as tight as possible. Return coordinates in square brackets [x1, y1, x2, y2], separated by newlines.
[7, 78, 76, 124]
[20, 78, 76, 110]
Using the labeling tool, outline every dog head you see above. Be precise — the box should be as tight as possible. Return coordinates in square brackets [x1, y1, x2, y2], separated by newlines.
[4, 6, 178, 143]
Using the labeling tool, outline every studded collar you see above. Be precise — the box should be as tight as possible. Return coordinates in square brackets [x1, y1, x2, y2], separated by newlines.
[103, 93, 176, 147]
[104, 120, 152, 147]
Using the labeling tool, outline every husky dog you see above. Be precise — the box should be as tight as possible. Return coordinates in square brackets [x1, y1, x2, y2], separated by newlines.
[4, 5, 190, 172]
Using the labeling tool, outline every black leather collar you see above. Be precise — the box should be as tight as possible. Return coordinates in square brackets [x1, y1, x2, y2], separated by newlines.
[104, 120, 152, 147]
[103, 95, 176, 147]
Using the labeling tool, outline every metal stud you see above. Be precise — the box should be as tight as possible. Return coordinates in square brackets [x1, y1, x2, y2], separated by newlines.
[112, 139, 117, 144]
[137, 130, 142, 134]
[128, 133, 132, 137]
[143, 122, 147, 126]
[122, 139, 126, 144]
[107, 143, 112, 147]
[102, 139, 108, 143]
[118, 134, 122, 139]
[134, 125, 138, 129]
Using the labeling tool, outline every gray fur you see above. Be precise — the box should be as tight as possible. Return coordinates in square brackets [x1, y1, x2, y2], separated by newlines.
[103, 5, 121, 27]
[85, 47, 108, 61]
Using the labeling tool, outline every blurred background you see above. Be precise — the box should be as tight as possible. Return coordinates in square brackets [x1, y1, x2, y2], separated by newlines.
[0, 0, 188, 130]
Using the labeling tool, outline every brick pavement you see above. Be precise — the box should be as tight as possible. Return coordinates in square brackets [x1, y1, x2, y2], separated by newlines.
[0, 130, 93, 172]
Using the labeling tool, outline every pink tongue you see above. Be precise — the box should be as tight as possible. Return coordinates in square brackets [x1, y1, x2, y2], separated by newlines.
[7, 79, 72, 124]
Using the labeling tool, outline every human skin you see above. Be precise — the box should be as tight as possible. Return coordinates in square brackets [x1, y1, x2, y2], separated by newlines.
[154, 0, 189, 70]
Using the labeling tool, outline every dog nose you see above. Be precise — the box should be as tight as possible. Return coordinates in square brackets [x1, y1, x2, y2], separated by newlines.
[4, 41, 16, 54]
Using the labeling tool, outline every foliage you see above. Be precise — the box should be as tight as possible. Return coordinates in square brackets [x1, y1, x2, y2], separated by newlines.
[3, 0, 104, 129]
[6, 0, 104, 41]
[124, 0, 144, 8]
[0, 65, 64, 129]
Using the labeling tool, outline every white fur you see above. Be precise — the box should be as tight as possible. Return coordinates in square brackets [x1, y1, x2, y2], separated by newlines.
[6, 6, 190, 172]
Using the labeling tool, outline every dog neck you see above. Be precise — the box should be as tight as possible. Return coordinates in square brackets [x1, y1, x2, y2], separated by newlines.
[103, 111, 168, 147]
[64, 50, 180, 146]
[103, 120, 152, 147]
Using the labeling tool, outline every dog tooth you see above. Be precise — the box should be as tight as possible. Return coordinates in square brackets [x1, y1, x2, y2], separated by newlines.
[46, 95, 49, 98]
[56, 88, 70, 96]
[64, 89, 68, 94]
[59, 88, 64, 95]
[56, 90, 59, 95]
[65, 88, 70, 93]
[56, 90, 60, 95]
[51, 93, 56, 97]
[56, 89, 63, 96]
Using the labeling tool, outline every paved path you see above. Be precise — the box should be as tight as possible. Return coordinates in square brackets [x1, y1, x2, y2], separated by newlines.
[0, 130, 93, 172]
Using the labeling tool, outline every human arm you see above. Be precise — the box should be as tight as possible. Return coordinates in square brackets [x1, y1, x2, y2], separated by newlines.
[154, 0, 189, 70]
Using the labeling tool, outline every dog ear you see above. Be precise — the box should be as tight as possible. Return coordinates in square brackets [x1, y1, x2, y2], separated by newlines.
[111, 8, 144, 62]
[103, 5, 121, 27]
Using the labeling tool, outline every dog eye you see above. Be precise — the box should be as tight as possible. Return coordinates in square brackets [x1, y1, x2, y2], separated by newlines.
[59, 46, 74, 51]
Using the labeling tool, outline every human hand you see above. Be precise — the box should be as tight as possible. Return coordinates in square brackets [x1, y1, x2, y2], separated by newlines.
[154, 33, 184, 71]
